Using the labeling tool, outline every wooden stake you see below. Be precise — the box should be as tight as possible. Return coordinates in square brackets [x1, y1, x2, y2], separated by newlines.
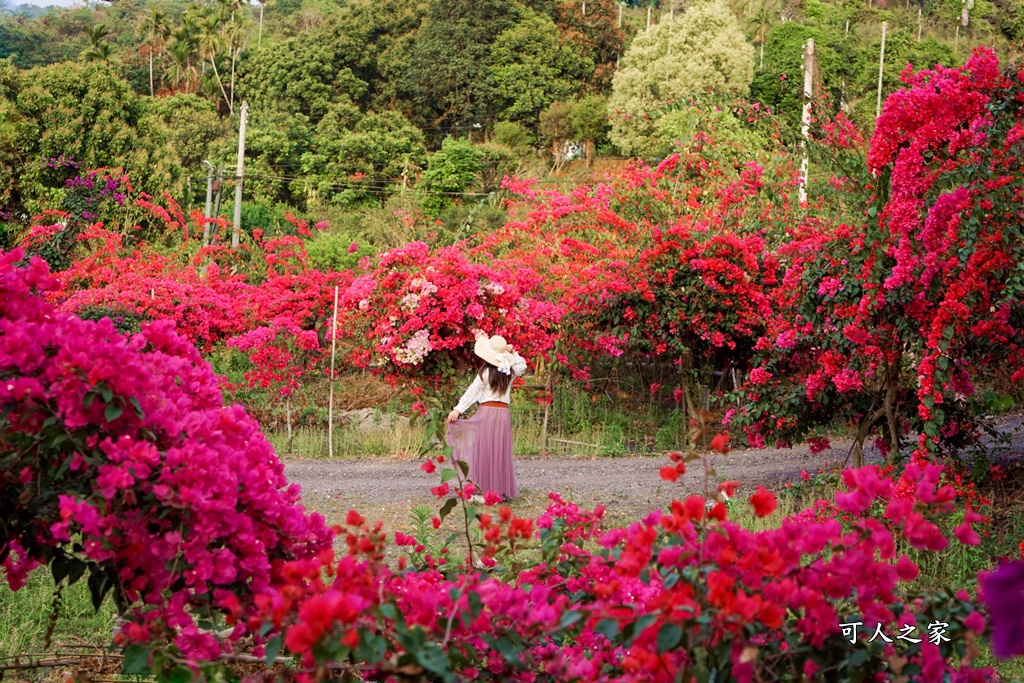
[618, 1, 622, 27]
[876, 21, 887, 120]
[328, 286, 339, 459]
[647, 5, 651, 29]
[540, 370, 553, 454]
[286, 397, 293, 455]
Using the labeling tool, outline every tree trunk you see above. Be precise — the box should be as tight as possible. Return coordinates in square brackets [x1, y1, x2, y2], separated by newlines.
[209, 57, 232, 115]
[230, 46, 238, 114]
[258, 3, 264, 49]
[149, 46, 155, 96]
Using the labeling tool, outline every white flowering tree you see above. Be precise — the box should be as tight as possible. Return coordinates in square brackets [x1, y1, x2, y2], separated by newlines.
[607, 0, 755, 157]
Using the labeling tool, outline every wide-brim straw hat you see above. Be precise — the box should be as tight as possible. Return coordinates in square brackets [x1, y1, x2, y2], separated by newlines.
[474, 334, 515, 374]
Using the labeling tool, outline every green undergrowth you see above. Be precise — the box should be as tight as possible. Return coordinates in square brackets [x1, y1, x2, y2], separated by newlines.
[0, 567, 117, 670]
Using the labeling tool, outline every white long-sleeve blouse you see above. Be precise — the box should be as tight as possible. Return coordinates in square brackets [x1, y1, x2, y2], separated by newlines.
[453, 355, 528, 414]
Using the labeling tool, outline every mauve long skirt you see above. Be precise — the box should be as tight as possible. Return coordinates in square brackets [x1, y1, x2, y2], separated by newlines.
[446, 406, 518, 499]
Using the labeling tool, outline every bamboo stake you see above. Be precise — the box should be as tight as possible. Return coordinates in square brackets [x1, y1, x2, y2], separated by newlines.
[328, 286, 339, 458]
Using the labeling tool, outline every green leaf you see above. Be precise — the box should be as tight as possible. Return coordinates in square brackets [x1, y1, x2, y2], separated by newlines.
[122, 644, 151, 675]
[104, 403, 124, 423]
[83, 391, 97, 409]
[594, 619, 619, 641]
[264, 634, 283, 665]
[128, 397, 144, 419]
[415, 645, 451, 676]
[867, 206, 877, 218]
[624, 614, 657, 644]
[439, 498, 457, 521]
[559, 610, 584, 629]
[456, 459, 470, 477]
[440, 468, 457, 484]
[87, 570, 112, 612]
[467, 591, 482, 619]
[657, 623, 683, 653]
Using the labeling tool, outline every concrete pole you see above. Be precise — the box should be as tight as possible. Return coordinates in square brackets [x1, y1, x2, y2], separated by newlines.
[202, 162, 214, 246]
[231, 100, 248, 249]
[800, 38, 814, 204]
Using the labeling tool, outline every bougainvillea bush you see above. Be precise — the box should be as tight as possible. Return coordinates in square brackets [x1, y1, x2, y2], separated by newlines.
[1, 258, 1006, 681]
[118, 431, 1004, 682]
[336, 240, 561, 397]
[0, 250, 332, 667]
[735, 48, 1024, 462]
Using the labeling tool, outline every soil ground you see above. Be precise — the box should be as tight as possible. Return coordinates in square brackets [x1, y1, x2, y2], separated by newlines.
[284, 413, 1024, 538]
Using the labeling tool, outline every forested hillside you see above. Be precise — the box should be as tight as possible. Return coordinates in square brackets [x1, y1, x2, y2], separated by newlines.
[0, 0, 1021, 247]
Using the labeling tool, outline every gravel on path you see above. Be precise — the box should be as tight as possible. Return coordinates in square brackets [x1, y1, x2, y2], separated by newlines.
[284, 440, 855, 512]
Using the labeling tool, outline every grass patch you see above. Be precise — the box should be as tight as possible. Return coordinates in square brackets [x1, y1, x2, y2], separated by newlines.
[0, 568, 116, 666]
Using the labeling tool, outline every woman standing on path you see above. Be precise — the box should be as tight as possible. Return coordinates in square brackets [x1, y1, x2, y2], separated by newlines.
[446, 335, 527, 502]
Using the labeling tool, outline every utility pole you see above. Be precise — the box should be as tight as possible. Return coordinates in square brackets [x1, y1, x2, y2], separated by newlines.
[800, 38, 815, 204]
[202, 160, 215, 246]
[876, 22, 887, 120]
[618, 1, 622, 27]
[231, 100, 248, 249]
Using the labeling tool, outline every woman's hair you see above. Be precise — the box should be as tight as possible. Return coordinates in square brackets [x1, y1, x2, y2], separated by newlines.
[479, 363, 512, 396]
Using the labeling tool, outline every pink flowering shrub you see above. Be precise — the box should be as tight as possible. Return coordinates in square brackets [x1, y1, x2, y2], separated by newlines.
[337, 241, 560, 393]
[235, 453, 995, 682]
[736, 49, 1024, 462]
[0, 249, 331, 663]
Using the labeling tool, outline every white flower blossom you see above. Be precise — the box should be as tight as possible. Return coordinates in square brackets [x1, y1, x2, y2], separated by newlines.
[394, 329, 432, 365]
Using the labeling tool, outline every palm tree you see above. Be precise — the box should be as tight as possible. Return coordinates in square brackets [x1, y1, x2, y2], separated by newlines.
[223, 13, 249, 115]
[256, 0, 268, 49]
[197, 13, 232, 113]
[748, 0, 778, 70]
[143, 8, 170, 96]
[80, 23, 112, 62]
[166, 39, 198, 92]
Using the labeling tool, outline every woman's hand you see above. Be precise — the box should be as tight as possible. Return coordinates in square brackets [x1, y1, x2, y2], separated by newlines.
[446, 410, 461, 424]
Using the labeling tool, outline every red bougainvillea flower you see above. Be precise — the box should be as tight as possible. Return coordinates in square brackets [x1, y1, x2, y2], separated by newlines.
[750, 486, 777, 517]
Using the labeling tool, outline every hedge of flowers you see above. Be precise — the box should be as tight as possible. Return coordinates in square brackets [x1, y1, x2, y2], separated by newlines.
[0, 249, 332, 664]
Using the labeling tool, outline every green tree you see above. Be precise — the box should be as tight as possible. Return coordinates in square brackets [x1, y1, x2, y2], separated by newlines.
[569, 93, 610, 158]
[490, 10, 593, 125]
[301, 105, 427, 207]
[139, 93, 227, 172]
[236, 23, 368, 122]
[0, 62, 180, 214]
[142, 7, 169, 97]
[79, 23, 112, 63]
[241, 110, 312, 205]
[606, 0, 754, 156]
[417, 137, 482, 215]
[407, 0, 520, 138]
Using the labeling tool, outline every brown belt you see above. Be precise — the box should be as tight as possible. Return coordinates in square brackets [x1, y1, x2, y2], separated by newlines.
[479, 401, 508, 408]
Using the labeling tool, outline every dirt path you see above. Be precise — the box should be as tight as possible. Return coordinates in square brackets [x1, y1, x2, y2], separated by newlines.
[284, 439, 862, 529]
[284, 413, 1024, 529]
